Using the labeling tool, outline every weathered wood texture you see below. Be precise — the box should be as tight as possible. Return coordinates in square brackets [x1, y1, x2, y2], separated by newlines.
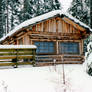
[0, 47, 36, 66]
[36, 55, 84, 66]
[1, 16, 88, 64]
[2, 17, 87, 45]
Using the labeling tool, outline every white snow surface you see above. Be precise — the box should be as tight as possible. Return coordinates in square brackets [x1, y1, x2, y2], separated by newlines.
[0, 45, 37, 49]
[0, 10, 92, 42]
[0, 64, 92, 92]
[59, 0, 73, 11]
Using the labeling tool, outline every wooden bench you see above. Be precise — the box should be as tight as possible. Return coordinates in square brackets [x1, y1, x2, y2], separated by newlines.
[0, 45, 37, 68]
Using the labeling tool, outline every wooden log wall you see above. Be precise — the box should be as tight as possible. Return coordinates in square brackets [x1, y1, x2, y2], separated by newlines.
[0, 16, 87, 64]
[1, 16, 85, 54]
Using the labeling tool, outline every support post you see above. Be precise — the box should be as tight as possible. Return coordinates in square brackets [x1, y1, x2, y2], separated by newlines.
[61, 55, 66, 92]
[32, 49, 36, 66]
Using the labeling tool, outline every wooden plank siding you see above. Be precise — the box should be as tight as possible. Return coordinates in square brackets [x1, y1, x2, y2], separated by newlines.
[29, 17, 81, 35]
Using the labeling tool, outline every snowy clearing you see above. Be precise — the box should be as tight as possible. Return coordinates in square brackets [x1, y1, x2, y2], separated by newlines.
[0, 64, 92, 92]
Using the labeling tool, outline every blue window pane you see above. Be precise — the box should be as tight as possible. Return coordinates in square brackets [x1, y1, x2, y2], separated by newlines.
[59, 42, 79, 54]
[34, 42, 55, 54]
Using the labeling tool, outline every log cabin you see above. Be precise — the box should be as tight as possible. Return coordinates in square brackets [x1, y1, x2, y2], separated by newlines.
[0, 10, 92, 65]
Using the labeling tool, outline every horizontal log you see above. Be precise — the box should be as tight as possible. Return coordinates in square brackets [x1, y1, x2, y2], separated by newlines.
[0, 55, 33, 59]
[0, 49, 35, 52]
[0, 62, 32, 66]
[0, 52, 33, 56]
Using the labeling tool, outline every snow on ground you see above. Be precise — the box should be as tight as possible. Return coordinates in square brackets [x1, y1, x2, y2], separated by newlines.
[0, 64, 92, 92]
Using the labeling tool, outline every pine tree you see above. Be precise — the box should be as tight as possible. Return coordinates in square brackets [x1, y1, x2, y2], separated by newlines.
[9, 0, 21, 30]
[0, 0, 4, 38]
[22, 0, 32, 21]
[89, 0, 92, 28]
[1, 0, 7, 36]
[68, 0, 90, 25]
[35, 0, 44, 16]
[2, 0, 21, 34]
[20, 0, 61, 21]
[43, 0, 61, 13]
[1, 0, 13, 34]
[68, 0, 90, 53]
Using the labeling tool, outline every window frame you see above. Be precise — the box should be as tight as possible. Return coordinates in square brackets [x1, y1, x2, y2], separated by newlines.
[59, 42, 80, 54]
[34, 41, 56, 55]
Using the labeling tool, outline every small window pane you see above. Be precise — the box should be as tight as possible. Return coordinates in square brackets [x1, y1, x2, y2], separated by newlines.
[59, 42, 79, 54]
[34, 42, 55, 54]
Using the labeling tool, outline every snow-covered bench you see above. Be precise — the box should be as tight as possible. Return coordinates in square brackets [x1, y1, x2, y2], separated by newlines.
[0, 45, 36, 68]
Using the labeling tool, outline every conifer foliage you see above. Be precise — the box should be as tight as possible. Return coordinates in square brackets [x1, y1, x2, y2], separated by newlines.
[0, 0, 4, 38]
[0, 0, 21, 37]
[21, 0, 61, 21]
[68, 0, 91, 53]
[68, 0, 90, 25]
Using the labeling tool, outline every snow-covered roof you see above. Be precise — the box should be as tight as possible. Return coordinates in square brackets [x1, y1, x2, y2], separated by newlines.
[0, 10, 92, 42]
[0, 45, 37, 49]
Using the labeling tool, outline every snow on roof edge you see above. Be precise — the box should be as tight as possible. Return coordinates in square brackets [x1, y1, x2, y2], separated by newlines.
[0, 45, 37, 49]
[0, 10, 91, 43]
[64, 12, 92, 32]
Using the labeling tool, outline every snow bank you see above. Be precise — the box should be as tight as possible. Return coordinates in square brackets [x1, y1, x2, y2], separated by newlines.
[0, 64, 91, 92]
[0, 10, 92, 42]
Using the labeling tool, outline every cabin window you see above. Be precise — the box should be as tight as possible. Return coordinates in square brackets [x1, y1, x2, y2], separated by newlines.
[18, 38, 23, 45]
[59, 42, 79, 54]
[34, 41, 55, 54]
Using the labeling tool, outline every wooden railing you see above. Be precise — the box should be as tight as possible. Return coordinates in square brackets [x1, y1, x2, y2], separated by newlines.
[0, 45, 37, 67]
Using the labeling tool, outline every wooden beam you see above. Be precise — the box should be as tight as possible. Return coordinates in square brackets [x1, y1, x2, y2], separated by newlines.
[62, 17, 86, 31]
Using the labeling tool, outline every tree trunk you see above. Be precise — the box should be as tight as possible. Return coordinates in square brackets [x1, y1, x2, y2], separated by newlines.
[6, 0, 9, 34]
